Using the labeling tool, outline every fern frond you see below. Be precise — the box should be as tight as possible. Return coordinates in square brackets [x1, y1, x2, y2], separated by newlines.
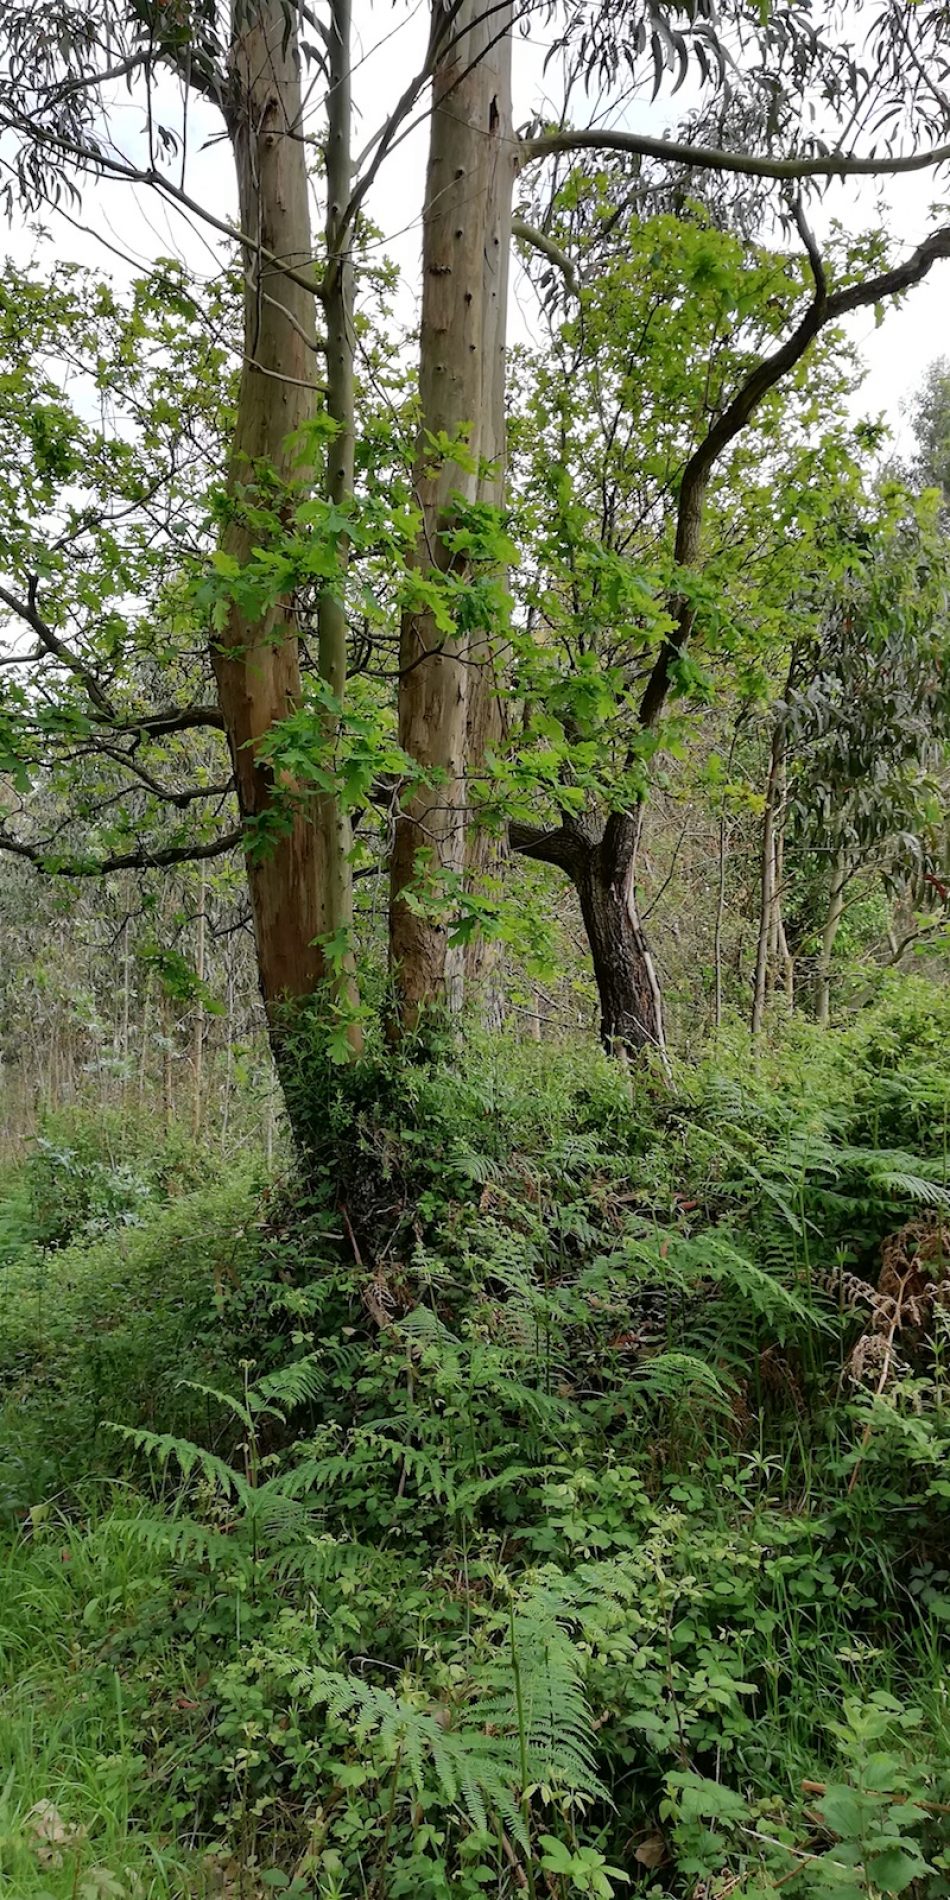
[111, 1514, 232, 1568]
[173, 1378, 253, 1430]
[253, 1353, 330, 1412]
[106, 1423, 251, 1503]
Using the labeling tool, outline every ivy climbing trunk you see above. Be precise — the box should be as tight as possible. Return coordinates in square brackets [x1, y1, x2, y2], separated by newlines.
[212, 0, 359, 1098]
[389, 0, 516, 1030]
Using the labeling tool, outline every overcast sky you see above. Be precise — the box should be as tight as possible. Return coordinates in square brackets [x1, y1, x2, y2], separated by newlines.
[5, 2, 948, 450]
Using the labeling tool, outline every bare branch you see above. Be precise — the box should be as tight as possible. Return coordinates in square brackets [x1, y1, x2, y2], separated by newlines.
[512, 216, 579, 296]
[521, 125, 950, 185]
[509, 820, 585, 873]
[0, 581, 115, 719]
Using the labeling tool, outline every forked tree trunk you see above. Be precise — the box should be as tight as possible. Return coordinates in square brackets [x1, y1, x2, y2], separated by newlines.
[389, 0, 516, 1029]
[214, 0, 357, 1083]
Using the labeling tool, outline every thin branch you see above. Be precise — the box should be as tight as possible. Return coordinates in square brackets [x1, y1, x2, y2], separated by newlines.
[0, 582, 115, 719]
[0, 112, 328, 303]
[512, 216, 579, 296]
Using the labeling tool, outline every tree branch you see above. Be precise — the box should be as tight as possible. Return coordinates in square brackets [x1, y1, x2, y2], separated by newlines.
[520, 126, 950, 185]
[0, 111, 327, 303]
[509, 820, 586, 874]
[0, 581, 116, 719]
[129, 706, 226, 737]
[637, 221, 950, 730]
[512, 216, 579, 296]
[98, 744, 232, 807]
[0, 826, 243, 876]
[0, 585, 227, 740]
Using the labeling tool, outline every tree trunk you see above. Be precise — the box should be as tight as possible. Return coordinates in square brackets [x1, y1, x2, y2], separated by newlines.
[577, 819, 668, 1063]
[213, 0, 352, 1067]
[511, 812, 668, 1066]
[191, 858, 206, 1140]
[463, 24, 514, 1014]
[751, 720, 784, 1034]
[389, 0, 516, 1029]
[816, 848, 848, 1028]
[315, 0, 363, 1056]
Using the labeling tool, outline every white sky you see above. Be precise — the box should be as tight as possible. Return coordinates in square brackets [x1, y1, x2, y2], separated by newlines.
[5, 2, 949, 451]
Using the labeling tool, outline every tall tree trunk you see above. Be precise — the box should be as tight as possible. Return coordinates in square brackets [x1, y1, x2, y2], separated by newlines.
[389, 0, 516, 1029]
[751, 721, 784, 1035]
[463, 28, 514, 1014]
[213, 0, 356, 1087]
[316, 0, 363, 1056]
[816, 847, 848, 1028]
[191, 858, 206, 1140]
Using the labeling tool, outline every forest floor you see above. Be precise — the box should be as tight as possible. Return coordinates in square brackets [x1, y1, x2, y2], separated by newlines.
[1, 979, 949, 1899]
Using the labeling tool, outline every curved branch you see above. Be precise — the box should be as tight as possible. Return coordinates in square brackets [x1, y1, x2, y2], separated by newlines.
[512, 217, 579, 296]
[0, 585, 228, 740]
[0, 112, 327, 302]
[129, 706, 226, 737]
[98, 744, 233, 807]
[509, 820, 586, 874]
[0, 581, 115, 719]
[520, 126, 950, 185]
[638, 221, 950, 729]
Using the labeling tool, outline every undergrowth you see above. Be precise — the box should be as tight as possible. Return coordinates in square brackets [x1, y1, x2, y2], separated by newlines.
[0, 980, 949, 1898]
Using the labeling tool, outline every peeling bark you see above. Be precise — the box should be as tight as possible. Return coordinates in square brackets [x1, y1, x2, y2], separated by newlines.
[214, 0, 329, 1026]
[389, 0, 516, 1029]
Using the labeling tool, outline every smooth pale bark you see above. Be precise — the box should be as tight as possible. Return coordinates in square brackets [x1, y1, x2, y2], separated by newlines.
[463, 33, 514, 1011]
[191, 857, 206, 1137]
[389, 0, 516, 1028]
[316, 0, 363, 1055]
[816, 848, 848, 1027]
[777, 911, 795, 1007]
[752, 722, 785, 1035]
[213, 0, 341, 1045]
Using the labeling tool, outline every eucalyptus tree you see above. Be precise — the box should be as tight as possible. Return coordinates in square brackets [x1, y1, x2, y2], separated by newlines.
[6, 0, 950, 1107]
[776, 492, 950, 1025]
[909, 357, 950, 505]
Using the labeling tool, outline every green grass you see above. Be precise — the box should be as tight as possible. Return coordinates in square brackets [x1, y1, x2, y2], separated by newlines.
[0, 1499, 206, 1898]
